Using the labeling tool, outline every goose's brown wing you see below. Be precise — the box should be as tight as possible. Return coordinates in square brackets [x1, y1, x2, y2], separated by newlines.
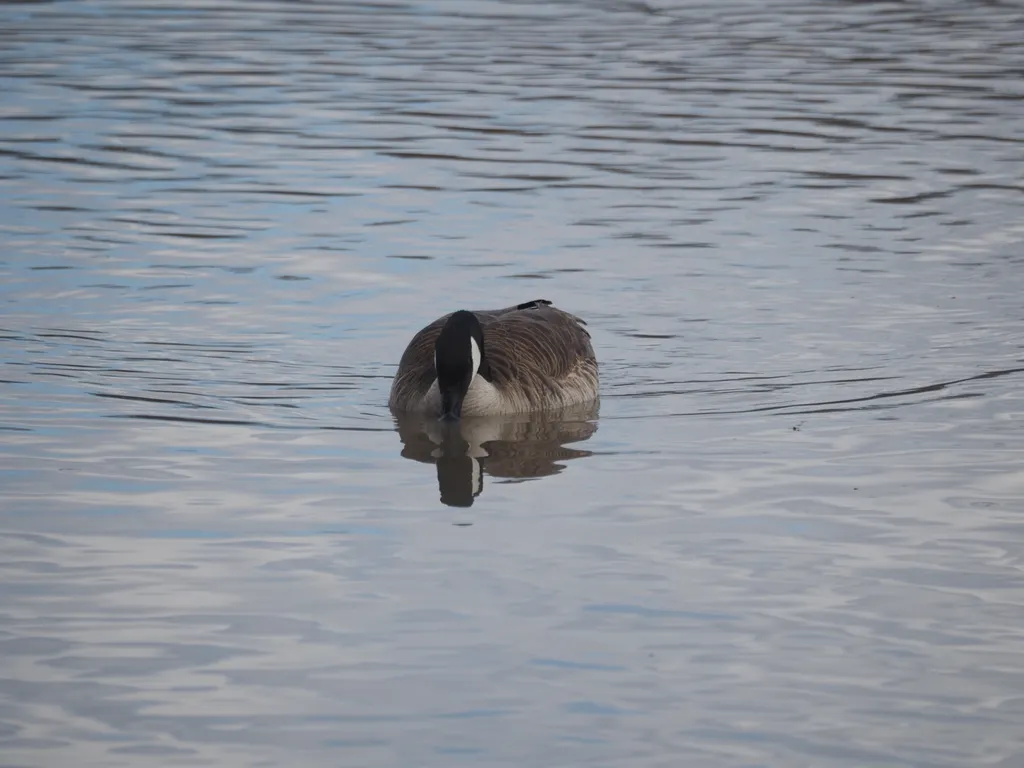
[479, 305, 596, 408]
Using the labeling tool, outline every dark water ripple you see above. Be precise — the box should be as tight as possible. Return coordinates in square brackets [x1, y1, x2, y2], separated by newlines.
[2, 0, 1024, 766]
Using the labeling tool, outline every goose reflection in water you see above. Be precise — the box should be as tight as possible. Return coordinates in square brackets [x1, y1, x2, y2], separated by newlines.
[393, 402, 599, 507]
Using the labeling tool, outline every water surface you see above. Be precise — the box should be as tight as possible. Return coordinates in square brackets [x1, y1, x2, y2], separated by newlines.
[2, 0, 1024, 766]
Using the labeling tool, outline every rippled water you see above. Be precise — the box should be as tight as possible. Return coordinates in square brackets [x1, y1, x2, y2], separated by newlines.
[3, 0, 1024, 765]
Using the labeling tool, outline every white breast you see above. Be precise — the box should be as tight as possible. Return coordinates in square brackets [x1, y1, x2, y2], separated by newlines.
[461, 374, 505, 416]
[420, 374, 509, 416]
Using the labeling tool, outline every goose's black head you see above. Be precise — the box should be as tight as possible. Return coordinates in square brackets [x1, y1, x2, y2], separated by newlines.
[434, 310, 490, 421]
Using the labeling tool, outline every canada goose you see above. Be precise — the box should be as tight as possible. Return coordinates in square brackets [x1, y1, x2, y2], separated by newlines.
[389, 299, 598, 419]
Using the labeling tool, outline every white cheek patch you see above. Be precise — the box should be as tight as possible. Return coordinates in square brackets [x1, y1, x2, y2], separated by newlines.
[470, 336, 481, 378]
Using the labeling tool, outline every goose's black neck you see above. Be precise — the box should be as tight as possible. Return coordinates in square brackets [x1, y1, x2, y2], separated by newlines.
[434, 310, 489, 420]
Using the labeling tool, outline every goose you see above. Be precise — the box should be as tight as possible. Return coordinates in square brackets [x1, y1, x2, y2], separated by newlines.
[389, 299, 598, 419]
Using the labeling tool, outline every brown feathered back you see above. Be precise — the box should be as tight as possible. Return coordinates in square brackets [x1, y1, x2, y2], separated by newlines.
[389, 299, 598, 414]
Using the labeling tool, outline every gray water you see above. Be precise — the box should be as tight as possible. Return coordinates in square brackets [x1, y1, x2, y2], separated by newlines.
[3, 0, 1024, 766]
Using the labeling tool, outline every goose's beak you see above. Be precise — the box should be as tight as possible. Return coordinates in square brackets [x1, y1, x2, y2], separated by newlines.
[440, 389, 463, 421]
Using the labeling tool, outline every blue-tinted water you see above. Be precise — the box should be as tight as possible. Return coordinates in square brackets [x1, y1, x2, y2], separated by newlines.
[2, 1, 1024, 766]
